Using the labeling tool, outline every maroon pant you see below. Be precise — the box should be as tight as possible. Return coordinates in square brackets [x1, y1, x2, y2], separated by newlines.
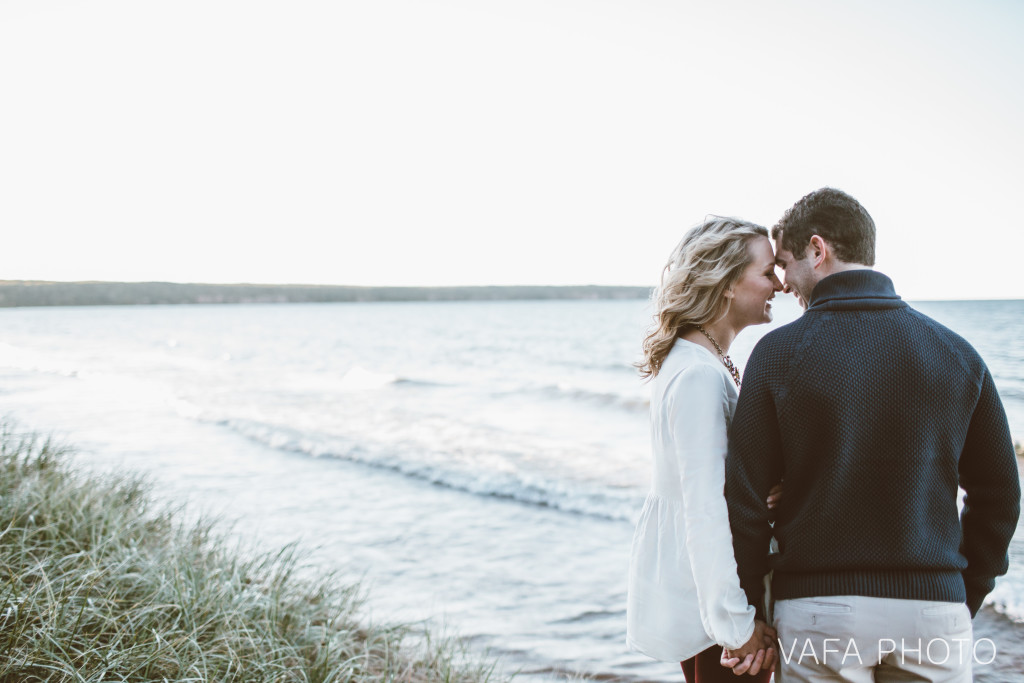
[681, 644, 772, 683]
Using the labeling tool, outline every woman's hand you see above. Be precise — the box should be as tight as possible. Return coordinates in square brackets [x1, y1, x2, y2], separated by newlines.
[766, 482, 783, 511]
[720, 619, 777, 675]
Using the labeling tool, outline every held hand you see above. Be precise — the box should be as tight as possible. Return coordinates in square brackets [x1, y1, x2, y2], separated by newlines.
[719, 620, 777, 675]
[760, 627, 777, 674]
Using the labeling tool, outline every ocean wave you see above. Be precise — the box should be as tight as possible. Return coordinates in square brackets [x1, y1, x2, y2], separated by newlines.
[392, 377, 447, 388]
[554, 359, 642, 375]
[0, 342, 81, 378]
[337, 366, 399, 391]
[338, 365, 445, 391]
[988, 578, 1024, 623]
[528, 383, 649, 413]
[550, 608, 624, 625]
[997, 386, 1024, 402]
[201, 416, 642, 522]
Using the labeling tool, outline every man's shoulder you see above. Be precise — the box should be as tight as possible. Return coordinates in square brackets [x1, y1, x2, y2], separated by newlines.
[750, 316, 808, 357]
[903, 305, 985, 365]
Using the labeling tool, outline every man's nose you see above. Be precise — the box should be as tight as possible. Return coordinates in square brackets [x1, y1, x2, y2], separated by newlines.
[782, 282, 792, 294]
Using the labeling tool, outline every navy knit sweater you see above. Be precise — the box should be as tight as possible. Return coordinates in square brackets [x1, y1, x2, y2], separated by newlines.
[726, 269, 1021, 619]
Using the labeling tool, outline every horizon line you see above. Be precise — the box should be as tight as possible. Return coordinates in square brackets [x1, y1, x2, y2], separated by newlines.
[0, 280, 1021, 304]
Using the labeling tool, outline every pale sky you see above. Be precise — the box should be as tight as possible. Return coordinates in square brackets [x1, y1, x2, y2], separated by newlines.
[1, 0, 1022, 299]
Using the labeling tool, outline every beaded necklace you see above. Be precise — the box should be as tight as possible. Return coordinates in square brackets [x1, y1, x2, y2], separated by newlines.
[695, 325, 741, 388]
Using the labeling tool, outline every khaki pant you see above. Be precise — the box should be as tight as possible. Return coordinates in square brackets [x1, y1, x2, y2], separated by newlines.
[774, 596, 974, 682]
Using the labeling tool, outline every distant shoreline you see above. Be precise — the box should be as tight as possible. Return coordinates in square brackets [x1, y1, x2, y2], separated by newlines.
[0, 281, 652, 308]
[1, 281, 1019, 308]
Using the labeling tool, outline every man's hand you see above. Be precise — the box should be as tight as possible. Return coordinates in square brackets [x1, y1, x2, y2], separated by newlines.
[720, 619, 777, 675]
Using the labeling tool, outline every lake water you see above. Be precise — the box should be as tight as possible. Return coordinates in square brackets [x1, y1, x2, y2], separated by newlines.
[0, 296, 1021, 681]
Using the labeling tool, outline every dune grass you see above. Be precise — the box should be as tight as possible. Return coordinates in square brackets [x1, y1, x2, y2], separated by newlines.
[0, 425, 501, 682]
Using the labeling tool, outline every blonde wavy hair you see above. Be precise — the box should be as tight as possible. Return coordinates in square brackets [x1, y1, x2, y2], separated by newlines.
[637, 217, 768, 379]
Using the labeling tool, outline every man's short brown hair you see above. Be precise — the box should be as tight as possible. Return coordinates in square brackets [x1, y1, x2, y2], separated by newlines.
[771, 187, 876, 265]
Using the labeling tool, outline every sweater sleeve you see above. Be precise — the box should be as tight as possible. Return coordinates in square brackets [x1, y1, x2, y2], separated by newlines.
[669, 364, 757, 650]
[958, 368, 1021, 617]
[725, 341, 783, 621]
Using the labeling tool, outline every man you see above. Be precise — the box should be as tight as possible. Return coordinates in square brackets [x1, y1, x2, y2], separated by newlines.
[724, 188, 1020, 681]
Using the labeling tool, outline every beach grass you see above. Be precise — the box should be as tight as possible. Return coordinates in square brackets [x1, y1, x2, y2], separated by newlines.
[0, 424, 501, 682]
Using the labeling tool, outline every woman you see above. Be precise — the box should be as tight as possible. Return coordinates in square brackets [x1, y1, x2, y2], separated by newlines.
[627, 217, 783, 681]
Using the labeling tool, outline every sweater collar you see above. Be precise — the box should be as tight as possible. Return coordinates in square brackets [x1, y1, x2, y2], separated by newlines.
[806, 269, 906, 311]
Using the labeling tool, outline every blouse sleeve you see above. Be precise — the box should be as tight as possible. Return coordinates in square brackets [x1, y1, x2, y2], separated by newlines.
[667, 364, 756, 650]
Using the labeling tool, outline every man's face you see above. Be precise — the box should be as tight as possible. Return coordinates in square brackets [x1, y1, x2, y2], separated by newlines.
[775, 246, 816, 309]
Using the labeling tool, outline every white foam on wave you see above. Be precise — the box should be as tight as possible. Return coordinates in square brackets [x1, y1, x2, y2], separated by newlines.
[492, 380, 649, 414]
[169, 396, 207, 421]
[0, 341, 81, 378]
[987, 578, 1024, 623]
[543, 382, 649, 412]
[338, 365, 399, 391]
[195, 415, 643, 522]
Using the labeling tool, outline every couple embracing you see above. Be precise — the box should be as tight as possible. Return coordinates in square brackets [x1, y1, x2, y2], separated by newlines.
[626, 188, 1021, 682]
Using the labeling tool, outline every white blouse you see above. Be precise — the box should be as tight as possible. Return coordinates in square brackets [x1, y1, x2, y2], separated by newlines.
[626, 339, 756, 662]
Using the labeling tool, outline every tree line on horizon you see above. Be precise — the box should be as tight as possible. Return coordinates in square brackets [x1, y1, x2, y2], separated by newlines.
[0, 281, 651, 308]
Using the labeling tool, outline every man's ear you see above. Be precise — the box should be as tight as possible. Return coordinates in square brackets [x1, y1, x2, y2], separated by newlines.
[808, 235, 828, 268]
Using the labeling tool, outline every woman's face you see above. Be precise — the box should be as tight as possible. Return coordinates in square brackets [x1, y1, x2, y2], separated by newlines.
[728, 236, 783, 328]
